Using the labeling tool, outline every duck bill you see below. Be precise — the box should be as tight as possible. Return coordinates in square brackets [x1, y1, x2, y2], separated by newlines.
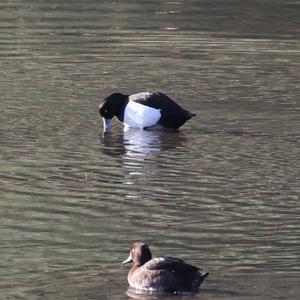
[102, 118, 112, 130]
[122, 253, 132, 265]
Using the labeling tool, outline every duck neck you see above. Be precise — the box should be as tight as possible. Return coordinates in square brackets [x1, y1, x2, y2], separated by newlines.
[116, 97, 129, 122]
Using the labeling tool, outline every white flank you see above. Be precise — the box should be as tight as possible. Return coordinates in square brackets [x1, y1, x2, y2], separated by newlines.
[124, 101, 161, 129]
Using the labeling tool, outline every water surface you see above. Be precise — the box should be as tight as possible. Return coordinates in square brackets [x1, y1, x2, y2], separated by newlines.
[0, 1, 299, 299]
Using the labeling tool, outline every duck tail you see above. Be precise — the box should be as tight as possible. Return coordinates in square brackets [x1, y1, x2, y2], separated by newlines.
[187, 112, 196, 119]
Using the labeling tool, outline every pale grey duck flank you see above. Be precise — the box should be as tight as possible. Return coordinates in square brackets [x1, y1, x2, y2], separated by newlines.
[122, 242, 209, 292]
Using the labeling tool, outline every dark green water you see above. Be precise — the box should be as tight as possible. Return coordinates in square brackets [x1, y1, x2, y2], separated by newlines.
[0, 1, 299, 299]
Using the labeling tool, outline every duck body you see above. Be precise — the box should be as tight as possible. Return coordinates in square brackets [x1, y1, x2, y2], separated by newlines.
[122, 242, 209, 293]
[99, 92, 196, 130]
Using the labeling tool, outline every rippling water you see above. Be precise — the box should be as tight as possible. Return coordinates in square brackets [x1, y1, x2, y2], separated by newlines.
[1, 1, 300, 299]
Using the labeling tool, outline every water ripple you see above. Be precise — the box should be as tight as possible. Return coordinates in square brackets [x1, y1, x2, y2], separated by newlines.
[1, 1, 299, 299]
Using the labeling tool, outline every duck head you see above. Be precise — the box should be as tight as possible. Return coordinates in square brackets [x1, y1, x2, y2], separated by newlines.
[122, 242, 152, 266]
[99, 93, 128, 129]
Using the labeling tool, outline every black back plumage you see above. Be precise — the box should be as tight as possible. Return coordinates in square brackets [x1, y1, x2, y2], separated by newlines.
[131, 92, 196, 129]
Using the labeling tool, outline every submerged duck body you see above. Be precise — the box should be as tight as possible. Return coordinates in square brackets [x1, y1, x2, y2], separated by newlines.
[99, 92, 196, 130]
[122, 242, 209, 293]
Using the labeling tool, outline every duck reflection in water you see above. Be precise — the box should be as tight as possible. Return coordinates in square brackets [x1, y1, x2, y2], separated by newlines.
[99, 127, 187, 158]
[125, 288, 185, 299]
